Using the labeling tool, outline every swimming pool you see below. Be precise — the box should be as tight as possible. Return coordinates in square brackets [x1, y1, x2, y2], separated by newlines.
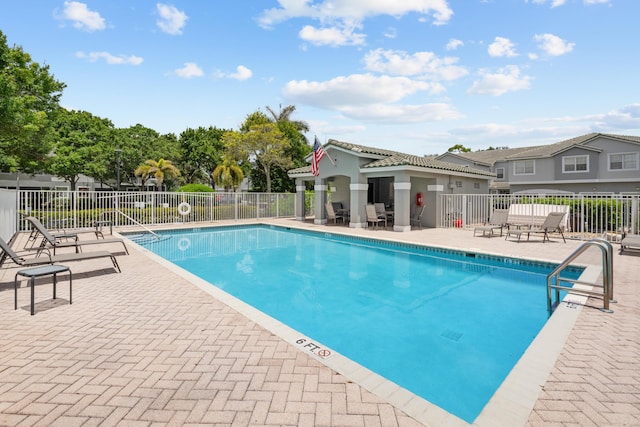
[131, 225, 581, 423]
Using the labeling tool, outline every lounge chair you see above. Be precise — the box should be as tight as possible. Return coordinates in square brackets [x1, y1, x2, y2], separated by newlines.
[366, 204, 387, 229]
[1, 235, 121, 273]
[620, 231, 640, 254]
[505, 211, 567, 243]
[25, 216, 129, 255]
[325, 202, 346, 224]
[410, 205, 425, 230]
[473, 209, 508, 237]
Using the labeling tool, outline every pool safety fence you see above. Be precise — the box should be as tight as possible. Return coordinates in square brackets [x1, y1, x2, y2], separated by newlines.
[9, 190, 302, 233]
[439, 193, 639, 242]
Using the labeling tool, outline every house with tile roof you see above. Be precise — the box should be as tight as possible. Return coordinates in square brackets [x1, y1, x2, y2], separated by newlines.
[436, 133, 640, 195]
[287, 139, 495, 231]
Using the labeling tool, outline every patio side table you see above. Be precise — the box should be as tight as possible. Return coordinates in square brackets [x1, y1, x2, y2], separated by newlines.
[14, 265, 72, 315]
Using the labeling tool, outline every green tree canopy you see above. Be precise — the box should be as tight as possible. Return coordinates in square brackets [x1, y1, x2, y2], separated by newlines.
[447, 144, 471, 153]
[113, 125, 180, 189]
[178, 126, 226, 186]
[224, 114, 292, 193]
[0, 30, 66, 172]
[47, 109, 114, 190]
[212, 157, 244, 192]
[134, 158, 180, 191]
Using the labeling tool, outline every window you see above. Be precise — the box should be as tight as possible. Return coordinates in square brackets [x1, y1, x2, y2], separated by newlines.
[473, 182, 480, 189]
[495, 168, 504, 179]
[609, 152, 639, 171]
[455, 181, 462, 188]
[514, 160, 534, 175]
[563, 155, 589, 173]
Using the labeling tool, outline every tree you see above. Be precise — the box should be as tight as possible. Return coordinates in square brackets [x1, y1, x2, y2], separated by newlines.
[265, 104, 309, 133]
[212, 157, 244, 191]
[447, 144, 471, 153]
[224, 116, 292, 193]
[134, 159, 180, 191]
[47, 109, 114, 190]
[113, 125, 180, 189]
[0, 30, 66, 172]
[251, 106, 312, 192]
[178, 126, 226, 186]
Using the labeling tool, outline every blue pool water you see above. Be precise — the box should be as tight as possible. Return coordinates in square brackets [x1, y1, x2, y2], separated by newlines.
[131, 225, 581, 423]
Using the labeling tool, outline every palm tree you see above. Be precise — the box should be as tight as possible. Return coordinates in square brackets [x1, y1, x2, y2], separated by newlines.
[212, 158, 244, 192]
[134, 158, 180, 191]
[265, 104, 309, 132]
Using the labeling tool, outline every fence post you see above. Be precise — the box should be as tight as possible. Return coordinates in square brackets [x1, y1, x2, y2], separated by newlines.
[234, 193, 238, 221]
[632, 196, 638, 234]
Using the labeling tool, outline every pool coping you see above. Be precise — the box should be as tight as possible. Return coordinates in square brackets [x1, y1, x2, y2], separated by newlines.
[123, 222, 598, 427]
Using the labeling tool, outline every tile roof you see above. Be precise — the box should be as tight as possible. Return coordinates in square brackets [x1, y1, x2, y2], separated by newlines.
[436, 133, 640, 164]
[288, 139, 495, 177]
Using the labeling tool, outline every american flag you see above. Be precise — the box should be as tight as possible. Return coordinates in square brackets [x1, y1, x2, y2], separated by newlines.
[311, 136, 326, 176]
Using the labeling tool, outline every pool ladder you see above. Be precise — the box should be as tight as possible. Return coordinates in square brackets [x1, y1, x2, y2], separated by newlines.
[546, 238, 615, 314]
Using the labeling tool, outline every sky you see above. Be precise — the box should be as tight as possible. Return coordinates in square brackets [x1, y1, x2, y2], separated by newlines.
[2, 0, 639, 156]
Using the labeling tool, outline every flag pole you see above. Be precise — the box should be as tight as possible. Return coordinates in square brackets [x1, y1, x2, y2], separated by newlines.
[318, 135, 336, 166]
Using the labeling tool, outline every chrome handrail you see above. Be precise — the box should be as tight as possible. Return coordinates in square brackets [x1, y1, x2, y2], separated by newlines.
[547, 239, 614, 314]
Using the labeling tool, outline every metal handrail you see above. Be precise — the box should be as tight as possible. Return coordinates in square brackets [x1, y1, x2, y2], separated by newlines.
[100, 209, 162, 239]
[547, 239, 614, 314]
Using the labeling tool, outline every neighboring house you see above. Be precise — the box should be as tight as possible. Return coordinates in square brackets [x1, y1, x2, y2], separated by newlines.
[0, 172, 108, 191]
[288, 139, 495, 231]
[436, 133, 640, 194]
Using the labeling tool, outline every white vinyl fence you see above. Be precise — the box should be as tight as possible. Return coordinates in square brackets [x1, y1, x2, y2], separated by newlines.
[14, 190, 303, 233]
[439, 193, 639, 241]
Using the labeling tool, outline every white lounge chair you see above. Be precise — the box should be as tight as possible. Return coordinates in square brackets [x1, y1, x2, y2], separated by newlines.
[505, 211, 567, 243]
[620, 231, 640, 254]
[1, 235, 121, 272]
[474, 209, 508, 237]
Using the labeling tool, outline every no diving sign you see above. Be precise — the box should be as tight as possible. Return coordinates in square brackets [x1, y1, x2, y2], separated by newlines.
[295, 337, 333, 359]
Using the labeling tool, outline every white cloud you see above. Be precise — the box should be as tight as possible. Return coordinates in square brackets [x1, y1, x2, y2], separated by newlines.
[282, 73, 460, 123]
[339, 103, 462, 123]
[229, 65, 253, 81]
[363, 48, 468, 82]
[299, 23, 366, 46]
[384, 27, 397, 39]
[467, 65, 532, 96]
[283, 74, 433, 108]
[156, 3, 188, 35]
[59, 1, 105, 32]
[526, 0, 567, 7]
[259, 0, 453, 27]
[534, 33, 575, 56]
[258, 0, 453, 46]
[173, 62, 204, 78]
[76, 51, 143, 65]
[586, 103, 640, 131]
[488, 37, 518, 57]
[446, 38, 463, 51]
[583, 0, 611, 4]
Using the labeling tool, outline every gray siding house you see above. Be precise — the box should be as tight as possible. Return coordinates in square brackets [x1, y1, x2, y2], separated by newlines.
[436, 133, 640, 194]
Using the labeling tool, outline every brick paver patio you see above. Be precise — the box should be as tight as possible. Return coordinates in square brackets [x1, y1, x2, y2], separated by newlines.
[0, 220, 638, 426]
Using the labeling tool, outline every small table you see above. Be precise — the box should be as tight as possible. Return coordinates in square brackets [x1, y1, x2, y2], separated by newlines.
[15, 265, 72, 315]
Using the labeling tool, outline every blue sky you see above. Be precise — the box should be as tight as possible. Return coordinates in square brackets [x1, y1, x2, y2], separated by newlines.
[2, 0, 639, 155]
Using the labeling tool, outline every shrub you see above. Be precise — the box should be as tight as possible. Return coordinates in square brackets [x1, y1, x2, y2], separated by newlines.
[177, 183, 214, 193]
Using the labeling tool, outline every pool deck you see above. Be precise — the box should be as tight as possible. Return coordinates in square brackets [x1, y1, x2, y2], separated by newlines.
[0, 219, 638, 426]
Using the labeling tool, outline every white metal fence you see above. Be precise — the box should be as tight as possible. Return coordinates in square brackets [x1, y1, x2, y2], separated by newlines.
[439, 193, 639, 241]
[13, 190, 305, 233]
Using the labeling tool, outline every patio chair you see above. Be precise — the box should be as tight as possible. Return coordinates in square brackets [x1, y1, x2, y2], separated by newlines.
[325, 202, 346, 224]
[620, 231, 640, 254]
[25, 216, 129, 255]
[473, 209, 508, 237]
[1, 235, 121, 273]
[410, 205, 425, 230]
[365, 204, 387, 229]
[504, 211, 567, 243]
